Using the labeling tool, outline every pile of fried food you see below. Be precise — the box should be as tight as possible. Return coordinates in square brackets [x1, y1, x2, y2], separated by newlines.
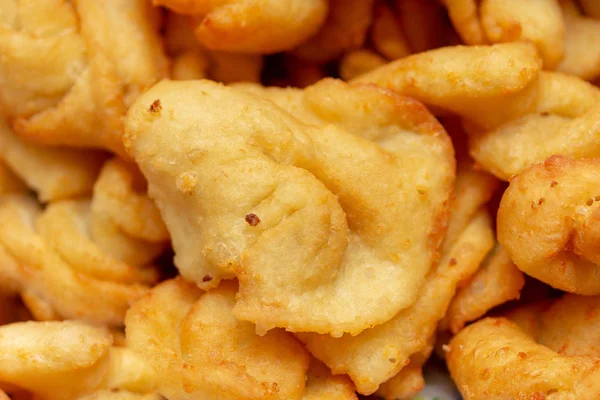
[4, 0, 600, 399]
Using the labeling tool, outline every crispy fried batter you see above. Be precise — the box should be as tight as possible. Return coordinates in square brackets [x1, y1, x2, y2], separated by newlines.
[0, 320, 157, 400]
[297, 209, 493, 394]
[125, 278, 309, 400]
[499, 156, 600, 294]
[125, 79, 454, 335]
[442, 0, 565, 68]
[441, 244, 525, 333]
[156, 0, 327, 54]
[0, 0, 167, 156]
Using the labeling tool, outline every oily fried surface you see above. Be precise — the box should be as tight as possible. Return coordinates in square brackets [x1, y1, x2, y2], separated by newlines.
[441, 244, 525, 334]
[0, 320, 158, 400]
[354, 42, 543, 130]
[443, 0, 565, 68]
[125, 278, 309, 400]
[297, 209, 493, 394]
[155, 0, 328, 53]
[0, 0, 167, 156]
[0, 117, 107, 201]
[499, 156, 600, 294]
[448, 317, 600, 400]
[302, 360, 357, 400]
[0, 156, 168, 326]
[125, 79, 454, 335]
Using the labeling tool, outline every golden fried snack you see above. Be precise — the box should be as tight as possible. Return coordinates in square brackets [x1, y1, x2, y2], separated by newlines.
[442, 161, 499, 254]
[375, 343, 433, 400]
[0, 320, 158, 400]
[164, 12, 263, 83]
[498, 156, 600, 294]
[156, 0, 327, 54]
[293, 0, 375, 63]
[0, 196, 150, 326]
[0, 118, 107, 202]
[297, 209, 493, 394]
[90, 158, 169, 267]
[338, 50, 387, 81]
[0, 0, 167, 156]
[468, 72, 600, 179]
[370, 0, 411, 61]
[448, 317, 600, 400]
[303, 360, 357, 400]
[442, 0, 564, 68]
[556, 7, 600, 81]
[441, 244, 525, 333]
[125, 79, 454, 335]
[125, 278, 309, 400]
[354, 42, 543, 130]
[441, 0, 485, 44]
[369, 45, 600, 180]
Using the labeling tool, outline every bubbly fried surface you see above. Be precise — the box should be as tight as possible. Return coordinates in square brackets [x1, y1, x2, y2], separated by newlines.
[125, 278, 309, 400]
[0, 0, 167, 156]
[0, 320, 157, 400]
[449, 294, 600, 400]
[298, 209, 493, 394]
[443, 0, 565, 68]
[442, 245, 525, 333]
[499, 156, 600, 294]
[125, 79, 454, 336]
[448, 317, 600, 400]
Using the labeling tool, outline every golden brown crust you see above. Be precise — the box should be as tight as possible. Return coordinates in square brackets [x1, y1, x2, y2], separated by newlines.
[156, 0, 328, 54]
[0, 0, 167, 156]
[125, 79, 454, 336]
[125, 278, 309, 400]
[499, 155, 600, 294]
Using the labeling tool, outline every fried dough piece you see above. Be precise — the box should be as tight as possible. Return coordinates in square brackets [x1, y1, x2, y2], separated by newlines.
[0, 0, 167, 156]
[370, 0, 411, 61]
[125, 79, 454, 335]
[357, 43, 600, 179]
[164, 12, 263, 83]
[354, 42, 543, 130]
[395, 0, 456, 53]
[442, 0, 565, 68]
[156, 0, 327, 54]
[297, 210, 493, 394]
[441, 244, 525, 333]
[557, 8, 600, 81]
[292, 0, 375, 63]
[441, 0, 485, 44]
[90, 158, 169, 267]
[0, 321, 158, 400]
[498, 156, 600, 294]
[468, 72, 600, 179]
[125, 278, 309, 400]
[0, 196, 150, 326]
[448, 317, 600, 400]
[0, 118, 106, 202]
[375, 343, 433, 400]
[0, 321, 112, 400]
[302, 360, 357, 400]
